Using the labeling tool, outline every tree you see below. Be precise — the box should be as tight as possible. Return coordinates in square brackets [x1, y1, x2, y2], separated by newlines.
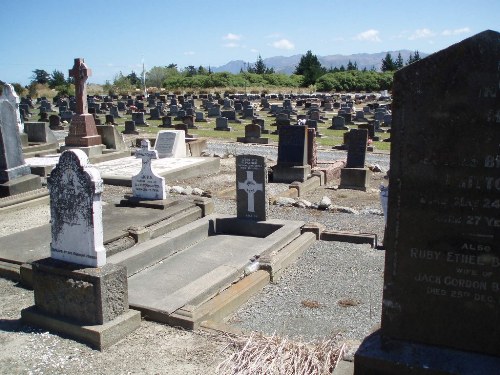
[347, 60, 358, 71]
[127, 71, 141, 86]
[294, 50, 326, 86]
[197, 66, 208, 75]
[31, 69, 50, 84]
[395, 52, 404, 70]
[381, 53, 396, 72]
[254, 55, 266, 74]
[146, 66, 174, 88]
[406, 50, 422, 65]
[48, 70, 66, 88]
[185, 66, 197, 77]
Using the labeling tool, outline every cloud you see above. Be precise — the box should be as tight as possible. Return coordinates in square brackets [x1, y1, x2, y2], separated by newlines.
[353, 29, 381, 42]
[270, 39, 295, 50]
[223, 42, 239, 48]
[408, 28, 435, 40]
[222, 33, 242, 41]
[183, 51, 195, 55]
[250, 48, 259, 53]
[442, 27, 471, 36]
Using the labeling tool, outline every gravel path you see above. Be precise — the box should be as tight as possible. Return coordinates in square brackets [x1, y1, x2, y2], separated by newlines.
[0, 140, 389, 373]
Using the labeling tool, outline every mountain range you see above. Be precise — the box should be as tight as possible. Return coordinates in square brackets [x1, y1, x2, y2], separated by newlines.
[212, 50, 428, 74]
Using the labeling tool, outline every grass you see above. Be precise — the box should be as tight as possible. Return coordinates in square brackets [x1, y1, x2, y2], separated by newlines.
[39, 96, 391, 152]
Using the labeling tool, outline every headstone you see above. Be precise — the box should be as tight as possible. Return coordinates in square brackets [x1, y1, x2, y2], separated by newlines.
[346, 129, 367, 168]
[48, 149, 105, 267]
[307, 128, 317, 168]
[154, 130, 186, 158]
[0, 101, 42, 196]
[105, 114, 115, 125]
[123, 120, 138, 135]
[132, 111, 148, 126]
[355, 30, 500, 374]
[273, 125, 310, 183]
[0, 83, 23, 133]
[207, 106, 221, 117]
[132, 140, 166, 200]
[64, 58, 102, 148]
[148, 107, 161, 120]
[22, 149, 140, 350]
[330, 115, 347, 130]
[161, 116, 172, 127]
[110, 105, 121, 118]
[214, 117, 231, 131]
[236, 155, 266, 221]
[221, 110, 237, 121]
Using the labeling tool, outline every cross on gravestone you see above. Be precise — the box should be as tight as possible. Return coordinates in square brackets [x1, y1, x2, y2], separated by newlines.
[236, 155, 266, 221]
[69, 58, 91, 115]
[48, 149, 105, 267]
[132, 140, 166, 200]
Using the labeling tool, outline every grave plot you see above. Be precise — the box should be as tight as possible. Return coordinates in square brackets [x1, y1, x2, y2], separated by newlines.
[108, 155, 315, 328]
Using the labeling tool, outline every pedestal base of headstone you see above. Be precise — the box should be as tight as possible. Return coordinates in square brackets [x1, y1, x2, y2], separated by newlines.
[354, 331, 500, 375]
[272, 165, 311, 183]
[236, 136, 269, 144]
[0, 173, 42, 198]
[60, 144, 105, 157]
[21, 258, 140, 351]
[65, 114, 102, 147]
[213, 127, 232, 131]
[339, 168, 370, 191]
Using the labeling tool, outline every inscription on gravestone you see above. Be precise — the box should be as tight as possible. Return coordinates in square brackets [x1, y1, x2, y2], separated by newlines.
[236, 155, 266, 221]
[48, 149, 105, 267]
[132, 140, 166, 200]
[154, 130, 186, 158]
[355, 31, 500, 374]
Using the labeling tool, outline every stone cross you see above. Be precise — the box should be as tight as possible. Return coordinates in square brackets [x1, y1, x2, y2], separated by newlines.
[238, 171, 263, 212]
[69, 58, 92, 115]
[136, 139, 158, 167]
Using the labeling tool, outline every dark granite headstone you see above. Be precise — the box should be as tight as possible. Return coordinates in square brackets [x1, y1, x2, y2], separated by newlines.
[355, 30, 500, 374]
[236, 155, 266, 221]
[277, 125, 308, 167]
[346, 129, 367, 168]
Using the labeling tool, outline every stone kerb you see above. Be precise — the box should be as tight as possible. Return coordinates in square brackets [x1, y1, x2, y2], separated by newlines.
[48, 149, 106, 267]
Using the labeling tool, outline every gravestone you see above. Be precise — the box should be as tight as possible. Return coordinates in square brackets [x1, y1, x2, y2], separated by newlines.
[132, 111, 148, 126]
[0, 101, 42, 197]
[110, 105, 121, 118]
[236, 154, 266, 221]
[253, 118, 268, 134]
[49, 114, 63, 130]
[236, 123, 269, 144]
[148, 107, 161, 120]
[154, 130, 186, 158]
[273, 125, 311, 183]
[0, 83, 23, 133]
[160, 116, 172, 128]
[355, 30, 500, 374]
[307, 128, 317, 168]
[22, 149, 140, 350]
[329, 115, 348, 130]
[64, 58, 102, 150]
[123, 120, 138, 135]
[339, 129, 369, 191]
[48, 149, 106, 266]
[207, 106, 221, 117]
[132, 140, 166, 200]
[214, 117, 231, 131]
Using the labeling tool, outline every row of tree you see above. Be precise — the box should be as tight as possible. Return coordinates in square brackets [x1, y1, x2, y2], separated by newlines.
[23, 49, 422, 96]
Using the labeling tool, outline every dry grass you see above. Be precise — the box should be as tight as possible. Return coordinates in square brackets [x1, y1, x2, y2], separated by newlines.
[217, 332, 345, 375]
[337, 298, 361, 307]
[301, 299, 322, 309]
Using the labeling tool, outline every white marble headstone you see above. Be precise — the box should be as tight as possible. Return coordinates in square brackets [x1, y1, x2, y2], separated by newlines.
[0, 84, 23, 133]
[48, 149, 105, 267]
[154, 130, 186, 158]
[132, 139, 166, 200]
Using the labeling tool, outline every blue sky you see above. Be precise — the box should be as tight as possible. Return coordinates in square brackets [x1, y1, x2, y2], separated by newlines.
[1, 0, 498, 85]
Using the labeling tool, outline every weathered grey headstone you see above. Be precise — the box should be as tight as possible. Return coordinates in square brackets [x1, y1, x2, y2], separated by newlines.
[154, 130, 186, 158]
[0, 101, 42, 197]
[48, 149, 105, 267]
[215, 117, 231, 131]
[355, 30, 500, 374]
[0, 83, 23, 133]
[132, 140, 166, 200]
[236, 155, 266, 221]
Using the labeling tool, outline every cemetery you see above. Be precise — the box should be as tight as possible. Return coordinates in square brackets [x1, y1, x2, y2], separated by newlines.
[0, 30, 498, 374]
